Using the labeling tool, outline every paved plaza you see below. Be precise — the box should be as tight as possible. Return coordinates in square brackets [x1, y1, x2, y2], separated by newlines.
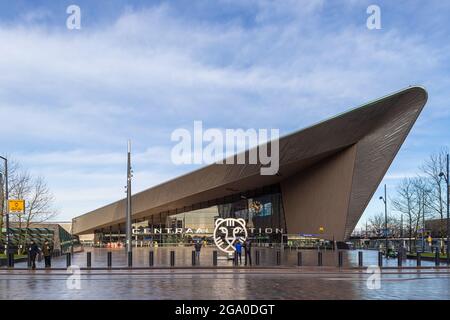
[1, 248, 450, 299]
[1, 267, 450, 300]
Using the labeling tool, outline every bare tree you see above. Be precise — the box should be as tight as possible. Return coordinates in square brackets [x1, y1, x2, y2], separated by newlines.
[391, 178, 417, 251]
[412, 177, 435, 249]
[2, 159, 58, 253]
[24, 176, 56, 225]
[367, 212, 401, 238]
[0, 158, 20, 245]
[420, 147, 449, 244]
[367, 212, 385, 237]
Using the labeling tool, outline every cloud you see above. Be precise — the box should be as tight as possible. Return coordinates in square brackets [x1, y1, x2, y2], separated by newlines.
[0, 1, 449, 222]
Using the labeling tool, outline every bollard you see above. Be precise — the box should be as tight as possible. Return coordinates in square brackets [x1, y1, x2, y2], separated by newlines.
[128, 251, 133, 267]
[8, 253, 14, 268]
[358, 251, 363, 267]
[318, 251, 323, 266]
[149, 251, 154, 267]
[234, 251, 238, 266]
[297, 251, 302, 266]
[416, 251, 421, 267]
[86, 252, 92, 268]
[192, 250, 196, 266]
[170, 250, 175, 267]
[397, 251, 402, 267]
[107, 251, 112, 268]
[255, 250, 260, 266]
[338, 251, 343, 267]
[435, 250, 440, 266]
[66, 253, 71, 267]
[213, 250, 217, 266]
[27, 252, 31, 268]
[276, 250, 281, 266]
[378, 251, 383, 267]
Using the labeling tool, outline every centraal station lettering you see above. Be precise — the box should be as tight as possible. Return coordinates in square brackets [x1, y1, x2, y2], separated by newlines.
[132, 227, 284, 235]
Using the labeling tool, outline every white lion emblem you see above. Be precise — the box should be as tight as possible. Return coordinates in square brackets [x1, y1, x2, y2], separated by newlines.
[213, 218, 247, 254]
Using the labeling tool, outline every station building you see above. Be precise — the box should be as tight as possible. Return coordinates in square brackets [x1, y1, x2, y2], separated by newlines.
[72, 86, 428, 248]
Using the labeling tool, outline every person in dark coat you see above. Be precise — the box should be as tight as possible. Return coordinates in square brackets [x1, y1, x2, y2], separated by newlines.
[29, 241, 40, 270]
[194, 240, 202, 261]
[42, 241, 53, 268]
[244, 239, 252, 266]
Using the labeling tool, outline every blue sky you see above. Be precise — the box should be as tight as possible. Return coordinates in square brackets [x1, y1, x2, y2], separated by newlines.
[0, 0, 449, 228]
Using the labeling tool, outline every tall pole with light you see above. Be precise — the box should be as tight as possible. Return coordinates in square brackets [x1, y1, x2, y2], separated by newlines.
[126, 140, 133, 256]
[0, 156, 9, 265]
[400, 213, 403, 238]
[422, 188, 425, 253]
[379, 184, 388, 255]
[439, 153, 449, 264]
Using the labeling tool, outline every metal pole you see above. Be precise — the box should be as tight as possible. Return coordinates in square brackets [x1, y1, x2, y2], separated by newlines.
[422, 189, 425, 253]
[126, 141, 132, 255]
[149, 251, 154, 267]
[213, 250, 217, 266]
[70, 219, 74, 259]
[358, 251, 363, 267]
[384, 184, 388, 255]
[446, 153, 449, 265]
[0, 156, 10, 265]
[400, 213, 403, 238]
[0, 173, 3, 243]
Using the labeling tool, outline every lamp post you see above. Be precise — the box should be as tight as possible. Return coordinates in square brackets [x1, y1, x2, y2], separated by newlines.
[400, 213, 403, 238]
[379, 184, 388, 255]
[422, 188, 425, 253]
[0, 156, 9, 265]
[125, 140, 132, 255]
[439, 153, 450, 265]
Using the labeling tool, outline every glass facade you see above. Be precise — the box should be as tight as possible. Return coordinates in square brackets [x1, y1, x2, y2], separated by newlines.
[217, 192, 286, 243]
[99, 185, 287, 246]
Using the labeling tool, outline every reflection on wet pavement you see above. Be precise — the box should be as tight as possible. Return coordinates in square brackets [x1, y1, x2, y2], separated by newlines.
[2, 248, 450, 300]
[10, 247, 449, 269]
[1, 268, 450, 300]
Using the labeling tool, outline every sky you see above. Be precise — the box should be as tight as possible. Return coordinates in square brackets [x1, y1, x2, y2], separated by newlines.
[0, 0, 449, 229]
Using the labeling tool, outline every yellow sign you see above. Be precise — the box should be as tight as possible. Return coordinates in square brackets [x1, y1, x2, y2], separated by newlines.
[319, 226, 324, 233]
[427, 236, 432, 244]
[8, 200, 25, 213]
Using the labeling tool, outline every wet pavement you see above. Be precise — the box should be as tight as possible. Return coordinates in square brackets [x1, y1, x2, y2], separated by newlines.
[8, 247, 449, 269]
[1, 268, 450, 299]
[2, 248, 450, 300]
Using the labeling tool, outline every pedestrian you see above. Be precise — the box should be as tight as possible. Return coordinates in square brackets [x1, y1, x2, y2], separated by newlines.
[244, 239, 252, 266]
[194, 240, 202, 262]
[42, 240, 53, 268]
[235, 240, 242, 265]
[28, 241, 40, 270]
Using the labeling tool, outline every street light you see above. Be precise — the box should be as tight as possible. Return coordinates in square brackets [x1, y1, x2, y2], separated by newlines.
[0, 156, 10, 266]
[379, 184, 388, 256]
[125, 140, 132, 255]
[439, 153, 450, 265]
